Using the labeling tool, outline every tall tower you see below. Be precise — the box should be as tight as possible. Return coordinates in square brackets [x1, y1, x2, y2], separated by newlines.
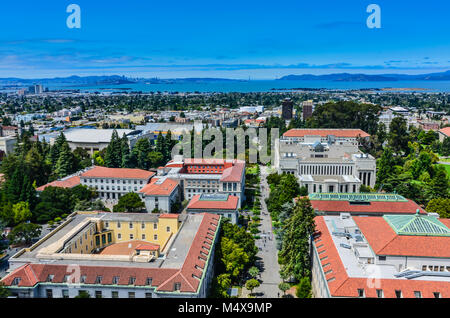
[281, 98, 293, 120]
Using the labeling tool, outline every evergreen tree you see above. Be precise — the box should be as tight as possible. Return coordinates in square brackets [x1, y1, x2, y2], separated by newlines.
[279, 197, 315, 281]
[55, 142, 75, 178]
[120, 135, 132, 168]
[105, 130, 122, 168]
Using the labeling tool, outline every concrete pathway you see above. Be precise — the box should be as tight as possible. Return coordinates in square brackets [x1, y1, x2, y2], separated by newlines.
[251, 165, 282, 298]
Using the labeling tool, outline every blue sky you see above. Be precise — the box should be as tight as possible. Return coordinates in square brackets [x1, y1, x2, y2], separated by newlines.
[0, 0, 449, 79]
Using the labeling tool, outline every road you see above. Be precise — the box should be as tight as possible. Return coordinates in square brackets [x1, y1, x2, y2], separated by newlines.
[251, 165, 282, 298]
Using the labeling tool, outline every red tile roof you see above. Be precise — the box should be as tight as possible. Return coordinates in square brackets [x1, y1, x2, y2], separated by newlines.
[310, 199, 426, 215]
[99, 240, 159, 256]
[1, 263, 178, 288]
[283, 129, 370, 138]
[159, 214, 180, 219]
[1, 213, 221, 295]
[139, 178, 178, 196]
[313, 216, 450, 298]
[187, 194, 239, 211]
[220, 161, 245, 182]
[36, 176, 81, 192]
[353, 216, 450, 258]
[135, 243, 160, 251]
[81, 166, 155, 180]
[439, 127, 450, 137]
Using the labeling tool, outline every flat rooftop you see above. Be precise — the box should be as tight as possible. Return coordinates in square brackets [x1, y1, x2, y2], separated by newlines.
[8, 212, 201, 271]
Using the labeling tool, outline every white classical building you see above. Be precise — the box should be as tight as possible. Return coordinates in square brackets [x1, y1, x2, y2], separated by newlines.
[276, 129, 376, 193]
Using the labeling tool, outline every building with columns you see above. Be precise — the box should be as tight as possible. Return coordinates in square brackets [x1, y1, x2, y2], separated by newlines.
[276, 129, 376, 193]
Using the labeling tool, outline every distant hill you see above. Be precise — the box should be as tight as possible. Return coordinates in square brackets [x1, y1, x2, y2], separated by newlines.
[278, 70, 450, 82]
[0, 75, 245, 87]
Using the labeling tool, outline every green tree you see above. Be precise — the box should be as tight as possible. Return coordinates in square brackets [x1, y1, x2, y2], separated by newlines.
[245, 279, 260, 295]
[0, 283, 11, 298]
[131, 138, 151, 170]
[278, 282, 290, 296]
[105, 130, 122, 168]
[248, 266, 260, 278]
[388, 117, 410, 155]
[148, 151, 164, 168]
[296, 276, 312, 298]
[426, 198, 450, 218]
[279, 197, 315, 281]
[55, 142, 76, 178]
[113, 192, 145, 212]
[12, 201, 32, 225]
[8, 222, 42, 245]
[221, 237, 249, 280]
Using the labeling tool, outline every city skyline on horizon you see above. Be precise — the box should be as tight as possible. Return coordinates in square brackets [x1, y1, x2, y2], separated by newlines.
[1, 0, 449, 79]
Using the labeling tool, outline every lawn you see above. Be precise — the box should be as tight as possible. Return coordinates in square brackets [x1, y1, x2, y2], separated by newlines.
[438, 164, 450, 176]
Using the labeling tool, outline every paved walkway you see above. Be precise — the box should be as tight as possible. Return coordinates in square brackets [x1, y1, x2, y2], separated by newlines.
[249, 165, 281, 298]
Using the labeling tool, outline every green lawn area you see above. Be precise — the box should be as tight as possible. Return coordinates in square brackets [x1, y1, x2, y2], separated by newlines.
[438, 164, 450, 175]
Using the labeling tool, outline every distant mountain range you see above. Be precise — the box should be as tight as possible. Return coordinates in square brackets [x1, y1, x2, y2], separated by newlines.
[278, 71, 450, 82]
[0, 76, 245, 87]
[1, 70, 450, 87]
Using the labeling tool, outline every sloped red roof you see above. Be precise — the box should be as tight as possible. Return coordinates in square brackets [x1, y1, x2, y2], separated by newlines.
[139, 178, 178, 196]
[187, 194, 239, 210]
[1, 263, 177, 288]
[220, 161, 245, 182]
[157, 213, 220, 293]
[1, 213, 221, 295]
[36, 176, 81, 192]
[353, 216, 450, 258]
[283, 129, 370, 138]
[313, 216, 450, 298]
[310, 199, 426, 215]
[135, 243, 160, 251]
[99, 240, 159, 256]
[439, 127, 450, 137]
[81, 166, 155, 180]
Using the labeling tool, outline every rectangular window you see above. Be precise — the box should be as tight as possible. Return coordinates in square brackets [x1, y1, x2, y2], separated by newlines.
[166, 226, 170, 232]
[153, 223, 157, 230]
[174, 282, 181, 291]
[141, 222, 145, 229]
[145, 293, 152, 298]
[129, 222, 133, 229]
[95, 291, 102, 298]
[414, 291, 422, 298]
[46, 289, 53, 298]
[434, 292, 441, 298]
[142, 234, 146, 240]
[378, 256, 386, 261]
[395, 290, 402, 298]
[128, 292, 135, 298]
[357, 289, 365, 298]
[154, 234, 158, 240]
[130, 234, 134, 240]
[376, 289, 383, 298]
[107, 232, 112, 243]
[62, 290, 69, 298]
[112, 276, 120, 285]
[111, 291, 119, 298]
[129, 277, 136, 285]
[146, 277, 153, 286]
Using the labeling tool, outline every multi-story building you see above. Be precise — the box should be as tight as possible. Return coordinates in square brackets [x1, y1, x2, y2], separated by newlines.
[187, 193, 240, 224]
[302, 100, 314, 120]
[311, 212, 450, 298]
[276, 129, 376, 193]
[139, 177, 180, 213]
[281, 98, 294, 120]
[78, 166, 155, 201]
[157, 156, 246, 208]
[1, 212, 220, 298]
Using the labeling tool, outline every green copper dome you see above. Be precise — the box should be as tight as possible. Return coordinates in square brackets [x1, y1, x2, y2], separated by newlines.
[383, 212, 450, 237]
